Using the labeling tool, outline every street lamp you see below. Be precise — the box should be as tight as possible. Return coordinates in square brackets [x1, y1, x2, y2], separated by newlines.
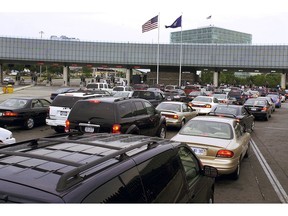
[39, 31, 44, 38]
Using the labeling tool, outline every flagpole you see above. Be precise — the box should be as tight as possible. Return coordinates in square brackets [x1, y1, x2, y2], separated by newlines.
[157, 13, 160, 84]
[178, 14, 183, 87]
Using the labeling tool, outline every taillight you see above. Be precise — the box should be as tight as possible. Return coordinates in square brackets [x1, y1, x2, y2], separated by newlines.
[205, 104, 212, 108]
[3, 111, 18, 117]
[262, 107, 268, 111]
[65, 120, 70, 132]
[173, 114, 178, 119]
[112, 124, 121, 134]
[216, 150, 234, 158]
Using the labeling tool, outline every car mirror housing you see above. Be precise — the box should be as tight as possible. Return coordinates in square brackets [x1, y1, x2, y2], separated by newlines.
[203, 165, 218, 178]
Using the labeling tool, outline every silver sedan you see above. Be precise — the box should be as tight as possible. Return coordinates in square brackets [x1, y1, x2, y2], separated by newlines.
[156, 101, 198, 129]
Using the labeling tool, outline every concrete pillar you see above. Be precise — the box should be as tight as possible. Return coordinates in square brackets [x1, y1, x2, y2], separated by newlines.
[63, 66, 68, 86]
[0, 64, 2, 83]
[126, 68, 132, 86]
[281, 72, 286, 89]
[213, 71, 219, 87]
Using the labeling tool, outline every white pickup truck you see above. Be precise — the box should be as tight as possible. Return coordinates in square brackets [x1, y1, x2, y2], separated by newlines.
[85, 82, 113, 94]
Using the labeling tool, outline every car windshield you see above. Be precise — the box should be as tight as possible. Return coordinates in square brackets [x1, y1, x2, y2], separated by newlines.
[179, 120, 233, 140]
[157, 103, 181, 112]
[213, 94, 226, 99]
[133, 91, 155, 100]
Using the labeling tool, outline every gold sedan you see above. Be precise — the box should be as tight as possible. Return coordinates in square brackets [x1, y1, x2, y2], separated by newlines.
[171, 115, 251, 180]
[156, 101, 198, 129]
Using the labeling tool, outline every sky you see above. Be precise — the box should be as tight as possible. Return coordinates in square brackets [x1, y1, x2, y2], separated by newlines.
[1, 0, 288, 44]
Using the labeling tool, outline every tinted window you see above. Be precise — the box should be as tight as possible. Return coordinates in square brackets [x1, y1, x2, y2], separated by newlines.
[68, 100, 114, 122]
[52, 96, 86, 108]
[134, 101, 147, 116]
[178, 147, 200, 187]
[143, 101, 155, 115]
[137, 150, 187, 202]
[118, 101, 134, 118]
[39, 99, 51, 107]
[82, 167, 146, 203]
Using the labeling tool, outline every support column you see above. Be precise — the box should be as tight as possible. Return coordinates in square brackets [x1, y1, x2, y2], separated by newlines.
[0, 64, 2, 83]
[213, 71, 220, 87]
[126, 68, 132, 86]
[280, 72, 286, 90]
[63, 66, 68, 86]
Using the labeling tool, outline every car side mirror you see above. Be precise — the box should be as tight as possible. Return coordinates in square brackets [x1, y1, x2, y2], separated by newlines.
[203, 165, 218, 178]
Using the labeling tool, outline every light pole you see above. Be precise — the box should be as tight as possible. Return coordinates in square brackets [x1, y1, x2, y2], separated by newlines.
[39, 31, 44, 38]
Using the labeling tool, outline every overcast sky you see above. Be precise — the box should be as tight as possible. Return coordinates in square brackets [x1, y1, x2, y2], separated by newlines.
[1, 0, 288, 44]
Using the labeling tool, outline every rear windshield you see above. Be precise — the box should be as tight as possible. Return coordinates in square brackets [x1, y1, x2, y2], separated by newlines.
[51, 96, 86, 108]
[68, 100, 115, 122]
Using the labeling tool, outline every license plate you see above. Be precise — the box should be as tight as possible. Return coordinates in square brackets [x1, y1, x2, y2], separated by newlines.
[0, 112, 2, 116]
[60, 111, 68, 116]
[85, 127, 94, 133]
[191, 147, 207, 155]
[251, 108, 256, 111]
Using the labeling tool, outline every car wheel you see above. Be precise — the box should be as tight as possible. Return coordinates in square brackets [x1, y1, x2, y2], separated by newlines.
[180, 119, 185, 129]
[244, 141, 251, 158]
[230, 159, 241, 180]
[24, 117, 35, 129]
[158, 124, 166, 139]
[250, 121, 255, 132]
[208, 191, 214, 203]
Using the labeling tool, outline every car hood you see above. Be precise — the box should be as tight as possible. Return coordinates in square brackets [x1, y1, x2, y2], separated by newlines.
[171, 134, 233, 149]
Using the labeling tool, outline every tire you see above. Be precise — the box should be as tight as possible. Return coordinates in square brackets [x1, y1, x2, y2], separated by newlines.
[53, 126, 65, 133]
[251, 121, 255, 131]
[244, 141, 251, 158]
[230, 159, 241, 180]
[208, 190, 214, 203]
[157, 124, 166, 139]
[24, 117, 35, 129]
[179, 119, 185, 129]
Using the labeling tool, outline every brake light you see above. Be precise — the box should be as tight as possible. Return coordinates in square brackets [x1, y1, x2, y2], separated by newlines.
[65, 120, 70, 132]
[112, 124, 121, 134]
[3, 111, 18, 117]
[173, 114, 178, 119]
[216, 150, 234, 158]
[205, 104, 212, 108]
[89, 100, 101, 104]
[262, 107, 268, 111]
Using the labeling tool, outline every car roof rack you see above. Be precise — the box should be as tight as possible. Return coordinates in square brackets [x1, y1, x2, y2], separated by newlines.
[0, 133, 169, 192]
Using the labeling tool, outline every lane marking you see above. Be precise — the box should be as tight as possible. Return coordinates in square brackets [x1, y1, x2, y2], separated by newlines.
[251, 139, 288, 203]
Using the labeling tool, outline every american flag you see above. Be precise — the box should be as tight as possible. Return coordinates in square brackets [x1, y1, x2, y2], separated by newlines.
[142, 15, 158, 33]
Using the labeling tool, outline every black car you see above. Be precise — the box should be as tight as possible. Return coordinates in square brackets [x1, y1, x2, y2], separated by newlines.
[50, 87, 78, 100]
[132, 90, 165, 107]
[227, 90, 247, 105]
[209, 104, 255, 133]
[244, 98, 272, 121]
[66, 97, 167, 138]
[0, 97, 51, 129]
[163, 89, 189, 102]
[0, 133, 218, 203]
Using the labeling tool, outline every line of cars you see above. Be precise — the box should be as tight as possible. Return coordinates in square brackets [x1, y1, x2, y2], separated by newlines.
[0, 84, 285, 203]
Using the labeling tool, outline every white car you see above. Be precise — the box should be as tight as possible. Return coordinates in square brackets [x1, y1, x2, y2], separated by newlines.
[0, 127, 16, 144]
[188, 96, 219, 115]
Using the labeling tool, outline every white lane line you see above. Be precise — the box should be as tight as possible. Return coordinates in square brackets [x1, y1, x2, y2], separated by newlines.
[251, 139, 288, 203]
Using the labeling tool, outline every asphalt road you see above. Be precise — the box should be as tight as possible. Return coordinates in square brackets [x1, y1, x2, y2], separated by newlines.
[1, 85, 288, 203]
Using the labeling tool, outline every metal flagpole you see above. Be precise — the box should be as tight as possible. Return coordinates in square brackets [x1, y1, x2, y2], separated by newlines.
[178, 14, 183, 87]
[157, 13, 160, 84]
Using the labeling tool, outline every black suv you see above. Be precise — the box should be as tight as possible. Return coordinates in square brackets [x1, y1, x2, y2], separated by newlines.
[227, 90, 247, 105]
[0, 133, 218, 203]
[66, 97, 167, 138]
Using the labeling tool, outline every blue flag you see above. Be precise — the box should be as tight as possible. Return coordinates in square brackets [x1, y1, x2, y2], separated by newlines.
[165, 16, 182, 28]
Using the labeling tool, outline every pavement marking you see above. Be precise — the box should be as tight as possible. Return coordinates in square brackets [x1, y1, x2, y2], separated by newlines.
[263, 127, 288, 131]
[251, 138, 288, 203]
